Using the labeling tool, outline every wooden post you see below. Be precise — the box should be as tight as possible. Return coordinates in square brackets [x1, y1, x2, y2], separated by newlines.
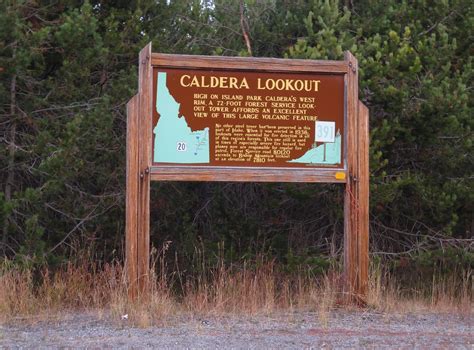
[357, 101, 369, 300]
[343, 51, 359, 302]
[126, 95, 139, 299]
[136, 43, 153, 296]
[344, 51, 370, 303]
[126, 44, 153, 300]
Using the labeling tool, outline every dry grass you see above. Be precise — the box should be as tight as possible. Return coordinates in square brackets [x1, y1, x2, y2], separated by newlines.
[0, 260, 124, 322]
[0, 256, 471, 326]
[367, 264, 472, 314]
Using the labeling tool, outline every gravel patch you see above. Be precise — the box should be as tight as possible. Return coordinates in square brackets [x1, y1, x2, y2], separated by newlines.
[0, 310, 472, 349]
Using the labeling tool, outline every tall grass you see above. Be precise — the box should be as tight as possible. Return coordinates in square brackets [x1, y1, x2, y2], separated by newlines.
[0, 260, 124, 321]
[367, 263, 472, 314]
[0, 253, 471, 325]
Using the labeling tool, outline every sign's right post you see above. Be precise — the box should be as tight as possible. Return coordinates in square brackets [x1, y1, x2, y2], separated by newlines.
[357, 101, 370, 302]
[344, 51, 369, 303]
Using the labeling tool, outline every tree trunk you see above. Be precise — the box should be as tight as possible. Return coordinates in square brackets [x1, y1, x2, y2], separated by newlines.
[240, 0, 252, 56]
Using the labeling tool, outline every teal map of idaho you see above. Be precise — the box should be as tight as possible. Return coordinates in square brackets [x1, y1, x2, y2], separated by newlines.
[154, 72, 210, 163]
[153, 72, 341, 165]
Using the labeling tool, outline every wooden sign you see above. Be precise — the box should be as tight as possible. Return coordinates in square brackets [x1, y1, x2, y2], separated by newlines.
[126, 43, 369, 303]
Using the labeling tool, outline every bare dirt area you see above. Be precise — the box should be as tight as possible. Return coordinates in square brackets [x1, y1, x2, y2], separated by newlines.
[0, 310, 472, 349]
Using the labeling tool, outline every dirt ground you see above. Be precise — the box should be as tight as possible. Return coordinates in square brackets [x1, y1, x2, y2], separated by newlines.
[1, 310, 472, 349]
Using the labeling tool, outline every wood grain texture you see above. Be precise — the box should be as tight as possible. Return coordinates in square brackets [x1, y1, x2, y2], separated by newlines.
[357, 101, 370, 301]
[343, 51, 359, 303]
[137, 43, 153, 297]
[152, 53, 348, 73]
[126, 94, 139, 300]
[150, 166, 347, 183]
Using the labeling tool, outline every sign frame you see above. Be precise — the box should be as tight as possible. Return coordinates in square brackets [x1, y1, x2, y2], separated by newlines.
[126, 43, 369, 303]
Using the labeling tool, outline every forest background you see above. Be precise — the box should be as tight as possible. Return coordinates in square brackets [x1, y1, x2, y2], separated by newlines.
[1, 0, 472, 293]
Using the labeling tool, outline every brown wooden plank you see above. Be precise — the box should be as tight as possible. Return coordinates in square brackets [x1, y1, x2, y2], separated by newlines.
[137, 43, 153, 297]
[150, 167, 347, 183]
[343, 51, 359, 303]
[151, 53, 348, 73]
[126, 94, 139, 300]
[357, 101, 370, 302]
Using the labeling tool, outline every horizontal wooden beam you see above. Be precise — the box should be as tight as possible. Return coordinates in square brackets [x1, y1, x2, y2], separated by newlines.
[150, 166, 347, 183]
[151, 53, 348, 74]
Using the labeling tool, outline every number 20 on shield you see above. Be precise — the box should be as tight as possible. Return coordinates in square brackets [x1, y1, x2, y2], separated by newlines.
[176, 142, 187, 152]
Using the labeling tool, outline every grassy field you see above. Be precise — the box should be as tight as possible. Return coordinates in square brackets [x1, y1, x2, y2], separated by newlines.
[1, 255, 471, 327]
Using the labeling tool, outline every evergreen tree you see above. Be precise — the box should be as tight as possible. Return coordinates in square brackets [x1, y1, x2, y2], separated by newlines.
[0, 0, 472, 271]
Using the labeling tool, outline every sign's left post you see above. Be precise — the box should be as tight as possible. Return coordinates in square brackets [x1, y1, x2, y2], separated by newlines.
[126, 43, 152, 300]
[126, 94, 139, 300]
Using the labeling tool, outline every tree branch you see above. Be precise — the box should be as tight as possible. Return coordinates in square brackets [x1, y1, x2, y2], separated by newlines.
[240, 0, 252, 56]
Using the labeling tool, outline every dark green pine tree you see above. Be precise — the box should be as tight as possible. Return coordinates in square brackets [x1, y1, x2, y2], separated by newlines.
[0, 1, 146, 264]
[286, 0, 473, 252]
[0, 0, 472, 271]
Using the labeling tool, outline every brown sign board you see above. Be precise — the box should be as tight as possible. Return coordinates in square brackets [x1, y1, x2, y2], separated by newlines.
[126, 43, 369, 304]
[152, 68, 345, 171]
[147, 53, 353, 183]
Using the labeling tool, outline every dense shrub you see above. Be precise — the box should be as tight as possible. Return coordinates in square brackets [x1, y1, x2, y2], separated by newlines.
[1, 1, 472, 272]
